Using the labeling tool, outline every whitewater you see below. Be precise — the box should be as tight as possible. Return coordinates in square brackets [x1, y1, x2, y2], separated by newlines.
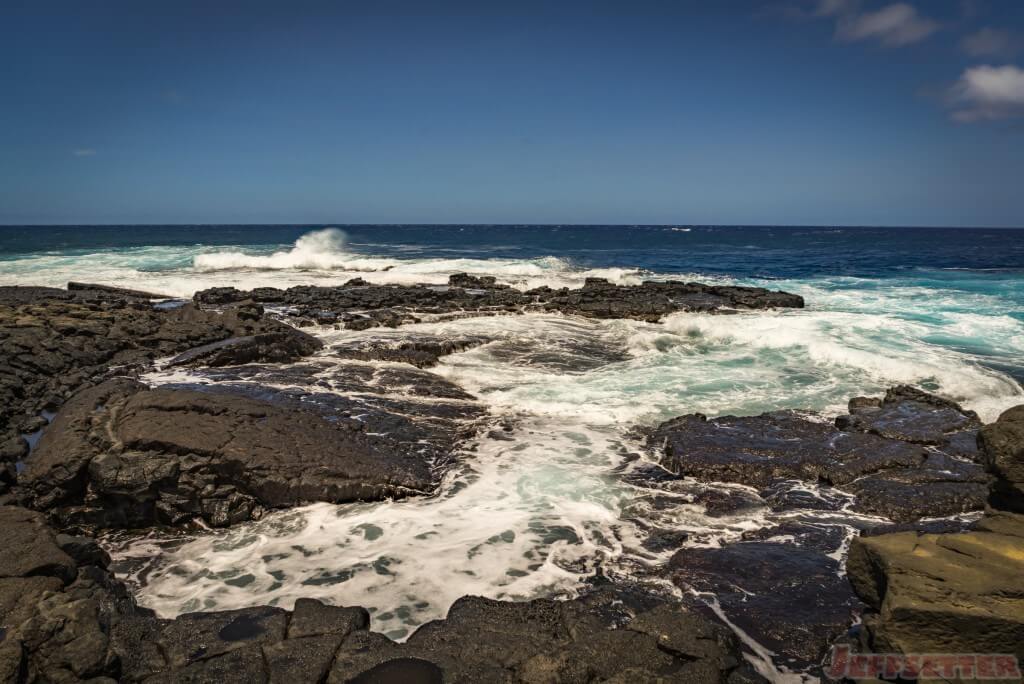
[4, 225, 1023, 678]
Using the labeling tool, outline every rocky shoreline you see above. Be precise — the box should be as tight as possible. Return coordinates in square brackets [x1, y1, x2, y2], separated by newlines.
[1, 278, 1022, 682]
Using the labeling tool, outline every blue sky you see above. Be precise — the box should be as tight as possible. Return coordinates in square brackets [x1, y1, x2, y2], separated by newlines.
[2, 0, 1023, 226]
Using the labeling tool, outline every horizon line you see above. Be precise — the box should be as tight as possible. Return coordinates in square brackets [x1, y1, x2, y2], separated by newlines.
[1, 223, 1023, 230]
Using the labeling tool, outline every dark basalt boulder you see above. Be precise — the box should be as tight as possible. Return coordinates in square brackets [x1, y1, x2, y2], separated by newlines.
[0, 506, 133, 683]
[194, 277, 803, 331]
[18, 378, 438, 530]
[840, 452, 987, 522]
[652, 410, 927, 489]
[670, 540, 862, 671]
[649, 387, 987, 522]
[447, 272, 505, 289]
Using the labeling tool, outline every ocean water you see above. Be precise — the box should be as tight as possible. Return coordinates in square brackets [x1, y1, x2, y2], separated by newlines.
[3, 225, 1023, 676]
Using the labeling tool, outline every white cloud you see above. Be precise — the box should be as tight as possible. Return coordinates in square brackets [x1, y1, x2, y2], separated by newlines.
[948, 64, 1024, 122]
[835, 3, 939, 46]
[960, 28, 1020, 58]
[72, 148, 96, 157]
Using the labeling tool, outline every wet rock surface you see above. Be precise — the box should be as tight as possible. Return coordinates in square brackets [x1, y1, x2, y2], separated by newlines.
[646, 387, 998, 676]
[331, 333, 489, 368]
[670, 540, 861, 671]
[649, 386, 986, 522]
[0, 503, 750, 683]
[195, 274, 804, 330]
[17, 377, 467, 530]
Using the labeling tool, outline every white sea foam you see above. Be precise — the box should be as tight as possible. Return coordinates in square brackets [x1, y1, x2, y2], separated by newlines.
[0, 230, 647, 295]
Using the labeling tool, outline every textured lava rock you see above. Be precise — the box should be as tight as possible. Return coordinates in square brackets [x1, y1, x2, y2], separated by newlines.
[18, 378, 441, 530]
[167, 330, 323, 368]
[331, 334, 488, 368]
[670, 541, 861, 671]
[0, 285, 321, 452]
[194, 276, 803, 331]
[649, 387, 987, 522]
[328, 593, 746, 683]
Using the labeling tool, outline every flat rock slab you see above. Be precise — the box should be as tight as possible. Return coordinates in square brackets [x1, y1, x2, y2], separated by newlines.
[670, 540, 861, 671]
[846, 511, 1024, 663]
[18, 377, 447, 530]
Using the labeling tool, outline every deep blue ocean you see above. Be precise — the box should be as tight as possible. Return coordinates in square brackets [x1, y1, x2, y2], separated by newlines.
[2, 224, 1023, 278]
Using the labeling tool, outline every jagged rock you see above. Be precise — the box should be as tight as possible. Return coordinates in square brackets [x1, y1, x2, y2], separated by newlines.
[448, 273, 504, 289]
[837, 385, 982, 449]
[0, 506, 77, 583]
[328, 593, 746, 683]
[18, 379, 440, 530]
[650, 388, 988, 522]
[287, 598, 369, 639]
[193, 278, 803, 332]
[979, 404, 1024, 512]
[651, 411, 925, 487]
[841, 451, 988, 522]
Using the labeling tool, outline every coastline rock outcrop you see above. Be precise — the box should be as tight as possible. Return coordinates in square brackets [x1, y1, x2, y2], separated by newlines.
[195, 274, 804, 330]
[842, 403, 1024, 670]
[18, 379, 440, 530]
[0, 503, 750, 683]
[649, 386, 987, 522]
[331, 334, 489, 368]
[846, 510, 1024, 664]
[979, 404, 1024, 512]
[0, 285, 322, 456]
[650, 386, 994, 673]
